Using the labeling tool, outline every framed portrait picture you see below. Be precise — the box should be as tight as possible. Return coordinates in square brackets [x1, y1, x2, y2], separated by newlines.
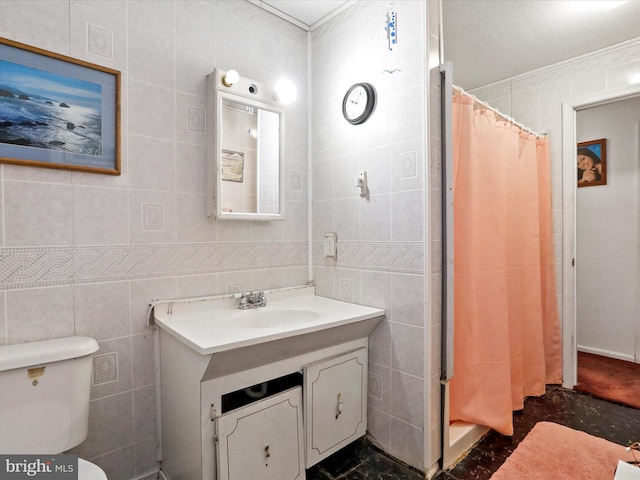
[221, 149, 244, 182]
[577, 138, 606, 187]
[0, 37, 120, 175]
[577, 138, 607, 187]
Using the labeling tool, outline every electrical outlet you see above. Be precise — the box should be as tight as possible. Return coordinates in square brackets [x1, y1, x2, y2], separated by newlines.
[324, 232, 337, 257]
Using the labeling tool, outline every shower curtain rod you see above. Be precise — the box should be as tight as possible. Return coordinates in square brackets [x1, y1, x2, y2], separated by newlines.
[453, 85, 546, 139]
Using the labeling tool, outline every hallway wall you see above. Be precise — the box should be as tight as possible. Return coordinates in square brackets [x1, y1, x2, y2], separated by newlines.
[576, 97, 640, 361]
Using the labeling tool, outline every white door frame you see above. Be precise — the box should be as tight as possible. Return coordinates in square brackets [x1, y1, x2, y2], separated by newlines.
[561, 84, 640, 388]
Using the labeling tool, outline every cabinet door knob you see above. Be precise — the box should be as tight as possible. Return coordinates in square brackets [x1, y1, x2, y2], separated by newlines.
[264, 445, 270, 458]
[335, 393, 343, 419]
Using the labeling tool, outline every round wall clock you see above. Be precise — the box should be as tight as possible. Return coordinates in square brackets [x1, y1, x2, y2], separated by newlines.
[342, 82, 376, 125]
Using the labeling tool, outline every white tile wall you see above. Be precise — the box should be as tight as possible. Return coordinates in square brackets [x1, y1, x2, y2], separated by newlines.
[6, 286, 75, 343]
[0, 2, 70, 53]
[74, 282, 131, 340]
[4, 182, 73, 246]
[361, 194, 392, 240]
[128, 27, 176, 89]
[311, 0, 428, 470]
[128, 135, 176, 191]
[0, 1, 308, 478]
[390, 370, 424, 426]
[72, 186, 129, 245]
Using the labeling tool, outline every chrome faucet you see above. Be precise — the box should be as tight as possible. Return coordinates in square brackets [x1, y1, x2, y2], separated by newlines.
[238, 291, 267, 309]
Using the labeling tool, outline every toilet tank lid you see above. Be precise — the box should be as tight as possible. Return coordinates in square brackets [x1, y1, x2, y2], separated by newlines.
[0, 336, 99, 372]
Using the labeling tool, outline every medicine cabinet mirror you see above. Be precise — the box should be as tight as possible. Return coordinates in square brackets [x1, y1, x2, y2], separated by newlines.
[206, 69, 285, 221]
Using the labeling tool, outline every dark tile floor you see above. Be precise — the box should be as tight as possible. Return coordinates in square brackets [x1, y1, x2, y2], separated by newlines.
[437, 386, 640, 480]
[310, 386, 640, 480]
[307, 438, 423, 480]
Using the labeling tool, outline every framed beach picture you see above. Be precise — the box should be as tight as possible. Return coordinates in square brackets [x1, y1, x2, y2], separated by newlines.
[0, 37, 121, 175]
[577, 138, 606, 187]
[221, 149, 244, 182]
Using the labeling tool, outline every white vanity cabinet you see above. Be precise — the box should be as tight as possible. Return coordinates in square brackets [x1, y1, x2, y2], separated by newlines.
[215, 387, 305, 480]
[304, 348, 367, 467]
[159, 333, 377, 480]
[153, 286, 384, 480]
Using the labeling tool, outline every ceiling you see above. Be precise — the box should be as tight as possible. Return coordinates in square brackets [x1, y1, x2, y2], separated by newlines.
[443, 0, 640, 89]
[254, 0, 640, 90]
[252, 0, 354, 28]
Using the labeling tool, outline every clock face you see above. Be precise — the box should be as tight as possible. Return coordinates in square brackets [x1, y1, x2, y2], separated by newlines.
[345, 86, 367, 118]
[342, 83, 376, 125]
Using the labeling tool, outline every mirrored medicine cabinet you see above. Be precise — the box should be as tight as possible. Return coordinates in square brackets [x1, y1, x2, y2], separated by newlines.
[206, 68, 285, 221]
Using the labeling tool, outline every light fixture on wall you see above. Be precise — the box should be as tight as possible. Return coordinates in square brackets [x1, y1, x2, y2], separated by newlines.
[273, 78, 297, 104]
[218, 69, 296, 104]
[222, 69, 240, 87]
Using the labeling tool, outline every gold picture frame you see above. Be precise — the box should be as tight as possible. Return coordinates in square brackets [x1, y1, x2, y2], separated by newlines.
[577, 138, 606, 187]
[0, 37, 121, 175]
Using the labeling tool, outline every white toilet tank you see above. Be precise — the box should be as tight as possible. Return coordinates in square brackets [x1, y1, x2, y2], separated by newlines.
[0, 336, 99, 454]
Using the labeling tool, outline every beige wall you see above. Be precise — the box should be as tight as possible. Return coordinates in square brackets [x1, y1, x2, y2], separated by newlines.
[576, 97, 640, 360]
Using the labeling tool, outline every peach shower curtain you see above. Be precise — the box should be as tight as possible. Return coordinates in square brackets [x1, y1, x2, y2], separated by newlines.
[448, 92, 562, 436]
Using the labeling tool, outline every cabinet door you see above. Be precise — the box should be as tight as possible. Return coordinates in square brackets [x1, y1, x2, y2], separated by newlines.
[304, 348, 367, 467]
[215, 386, 305, 480]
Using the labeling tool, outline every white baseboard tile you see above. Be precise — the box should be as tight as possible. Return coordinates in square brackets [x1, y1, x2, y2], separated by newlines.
[577, 345, 634, 363]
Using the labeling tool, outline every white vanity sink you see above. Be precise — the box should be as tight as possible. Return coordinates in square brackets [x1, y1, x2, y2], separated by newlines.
[154, 285, 385, 480]
[221, 308, 321, 329]
[152, 285, 384, 355]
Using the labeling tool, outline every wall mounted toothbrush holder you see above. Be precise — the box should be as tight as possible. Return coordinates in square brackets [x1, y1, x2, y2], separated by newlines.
[356, 171, 368, 197]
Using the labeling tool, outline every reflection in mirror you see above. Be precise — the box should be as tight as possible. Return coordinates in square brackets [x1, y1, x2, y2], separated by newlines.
[207, 69, 286, 221]
[219, 99, 279, 215]
[256, 109, 280, 214]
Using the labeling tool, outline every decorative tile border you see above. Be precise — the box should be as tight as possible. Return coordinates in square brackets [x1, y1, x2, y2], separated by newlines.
[0, 242, 307, 290]
[0, 247, 74, 289]
[313, 241, 424, 274]
[0, 240, 420, 289]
